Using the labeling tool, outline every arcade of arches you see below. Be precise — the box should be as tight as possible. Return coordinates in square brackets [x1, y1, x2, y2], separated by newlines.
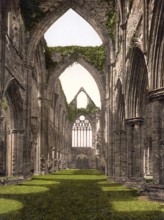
[0, 0, 164, 201]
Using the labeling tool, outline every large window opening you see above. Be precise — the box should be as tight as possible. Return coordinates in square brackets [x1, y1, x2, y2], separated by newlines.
[44, 8, 102, 108]
[59, 63, 101, 108]
[44, 7, 102, 152]
[72, 115, 92, 147]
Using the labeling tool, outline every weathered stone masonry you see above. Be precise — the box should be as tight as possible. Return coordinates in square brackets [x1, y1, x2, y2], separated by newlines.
[0, 0, 164, 201]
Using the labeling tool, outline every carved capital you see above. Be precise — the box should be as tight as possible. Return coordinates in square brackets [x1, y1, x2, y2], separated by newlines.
[11, 129, 20, 134]
[114, 130, 127, 135]
[126, 117, 144, 126]
[7, 129, 24, 134]
[147, 88, 164, 102]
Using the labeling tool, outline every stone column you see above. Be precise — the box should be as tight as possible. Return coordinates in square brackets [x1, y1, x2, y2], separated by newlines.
[120, 130, 127, 180]
[0, 0, 6, 92]
[148, 88, 164, 184]
[159, 141, 164, 184]
[23, 64, 33, 176]
[12, 129, 24, 175]
[38, 95, 48, 174]
[6, 129, 12, 176]
[133, 119, 144, 179]
[126, 118, 144, 182]
[114, 130, 127, 182]
[0, 116, 6, 175]
[144, 145, 148, 175]
[114, 131, 121, 178]
[144, 143, 153, 177]
[126, 121, 133, 178]
[6, 129, 24, 176]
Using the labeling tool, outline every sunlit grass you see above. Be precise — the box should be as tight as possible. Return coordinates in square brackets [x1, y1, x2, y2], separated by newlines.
[0, 198, 23, 215]
[0, 169, 163, 220]
[112, 200, 163, 212]
[21, 179, 60, 186]
[0, 185, 49, 194]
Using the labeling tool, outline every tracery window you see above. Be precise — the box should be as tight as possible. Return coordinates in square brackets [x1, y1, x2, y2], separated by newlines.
[72, 115, 92, 147]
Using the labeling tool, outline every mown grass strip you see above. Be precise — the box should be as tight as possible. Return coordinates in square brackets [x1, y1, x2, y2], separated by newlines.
[0, 169, 163, 220]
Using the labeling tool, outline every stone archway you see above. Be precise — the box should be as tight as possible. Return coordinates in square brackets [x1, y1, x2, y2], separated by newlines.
[146, 0, 164, 184]
[1, 80, 24, 176]
[125, 46, 148, 182]
[25, 0, 114, 64]
[126, 46, 148, 119]
[148, 0, 164, 89]
[47, 57, 105, 105]
[76, 154, 89, 169]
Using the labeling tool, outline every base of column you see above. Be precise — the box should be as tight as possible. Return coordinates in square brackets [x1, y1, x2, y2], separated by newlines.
[125, 177, 145, 189]
[108, 176, 127, 184]
[34, 171, 41, 175]
[113, 176, 127, 183]
[146, 184, 164, 202]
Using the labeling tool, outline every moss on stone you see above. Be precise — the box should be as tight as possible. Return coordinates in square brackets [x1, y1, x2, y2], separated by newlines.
[106, 11, 116, 40]
[46, 45, 106, 71]
[67, 102, 100, 122]
[1, 97, 8, 111]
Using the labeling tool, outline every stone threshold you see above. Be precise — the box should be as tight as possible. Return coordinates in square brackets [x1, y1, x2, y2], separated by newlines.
[0, 176, 32, 186]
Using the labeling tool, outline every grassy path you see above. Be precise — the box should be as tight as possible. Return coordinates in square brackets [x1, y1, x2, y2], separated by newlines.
[0, 169, 163, 220]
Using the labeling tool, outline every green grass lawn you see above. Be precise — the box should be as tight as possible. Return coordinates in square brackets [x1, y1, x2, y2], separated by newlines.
[0, 169, 163, 220]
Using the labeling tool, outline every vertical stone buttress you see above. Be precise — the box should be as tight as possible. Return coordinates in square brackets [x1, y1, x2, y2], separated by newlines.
[114, 130, 127, 181]
[0, 117, 6, 175]
[38, 91, 48, 174]
[148, 89, 164, 184]
[6, 129, 24, 176]
[126, 118, 144, 181]
[23, 63, 33, 176]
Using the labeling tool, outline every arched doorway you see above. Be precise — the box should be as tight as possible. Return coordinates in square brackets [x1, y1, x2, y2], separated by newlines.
[76, 154, 89, 169]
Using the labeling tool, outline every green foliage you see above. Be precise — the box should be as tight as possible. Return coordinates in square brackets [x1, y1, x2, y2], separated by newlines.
[1, 97, 8, 111]
[44, 44, 57, 70]
[67, 103, 100, 122]
[20, 0, 45, 31]
[47, 45, 106, 71]
[0, 169, 163, 220]
[44, 43, 58, 83]
[106, 11, 116, 40]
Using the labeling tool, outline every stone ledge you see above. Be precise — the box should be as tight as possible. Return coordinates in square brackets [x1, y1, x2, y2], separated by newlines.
[125, 178, 146, 190]
[145, 184, 164, 202]
[0, 176, 31, 186]
[148, 87, 164, 102]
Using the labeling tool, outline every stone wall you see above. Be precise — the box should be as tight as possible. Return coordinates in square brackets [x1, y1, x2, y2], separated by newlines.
[0, 0, 163, 201]
[69, 147, 97, 169]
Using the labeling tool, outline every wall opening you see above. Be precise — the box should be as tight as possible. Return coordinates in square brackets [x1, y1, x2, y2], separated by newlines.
[44, 9, 102, 47]
[72, 115, 92, 148]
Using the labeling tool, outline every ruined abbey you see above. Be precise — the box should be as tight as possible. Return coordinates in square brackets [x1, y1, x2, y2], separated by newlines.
[0, 0, 164, 201]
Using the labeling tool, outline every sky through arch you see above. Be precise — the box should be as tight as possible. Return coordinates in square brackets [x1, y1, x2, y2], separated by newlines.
[44, 9, 102, 108]
[44, 9, 102, 46]
[59, 63, 101, 107]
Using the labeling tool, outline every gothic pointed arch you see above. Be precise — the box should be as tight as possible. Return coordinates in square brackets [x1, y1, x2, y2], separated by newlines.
[25, 1, 114, 64]
[115, 78, 125, 130]
[47, 56, 105, 105]
[148, 0, 164, 89]
[1, 80, 24, 176]
[125, 46, 148, 119]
